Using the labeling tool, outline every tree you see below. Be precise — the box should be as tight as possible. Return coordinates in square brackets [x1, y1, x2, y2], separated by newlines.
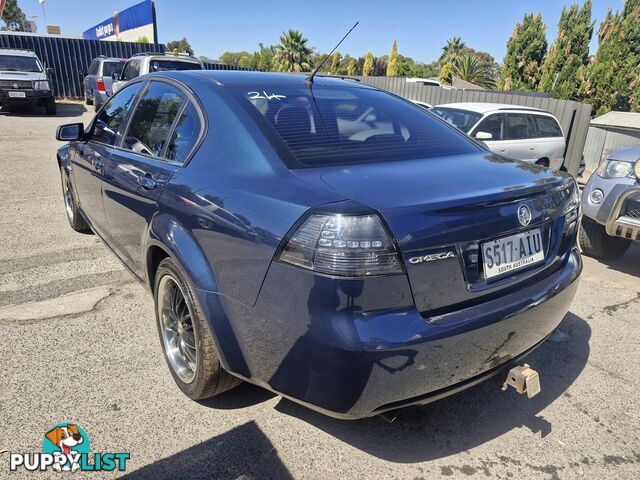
[331, 51, 341, 75]
[166, 38, 194, 56]
[501, 13, 548, 90]
[274, 29, 312, 72]
[220, 51, 252, 67]
[136, 36, 150, 44]
[539, 1, 594, 100]
[362, 51, 375, 76]
[583, 0, 640, 114]
[387, 40, 399, 76]
[347, 57, 357, 76]
[441, 36, 466, 61]
[439, 61, 453, 85]
[452, 55, 496, 88]
[0, 0, 27, 31]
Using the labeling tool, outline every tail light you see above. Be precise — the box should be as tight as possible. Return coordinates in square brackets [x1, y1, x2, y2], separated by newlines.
[277, 214, 404, 277]
[96, 77, 106, 93]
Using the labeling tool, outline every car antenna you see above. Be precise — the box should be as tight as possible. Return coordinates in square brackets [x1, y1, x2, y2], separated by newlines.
[306, 21, 359, 85]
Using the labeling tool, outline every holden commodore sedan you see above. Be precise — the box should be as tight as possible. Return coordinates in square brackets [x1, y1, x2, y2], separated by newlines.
[55, 71, 582, 419]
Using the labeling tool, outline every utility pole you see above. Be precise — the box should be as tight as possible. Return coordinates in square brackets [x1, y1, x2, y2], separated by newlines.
[38, 0, 48, 31]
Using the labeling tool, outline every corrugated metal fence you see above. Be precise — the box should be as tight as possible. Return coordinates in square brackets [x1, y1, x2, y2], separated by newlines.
[355, 76, 592, 176]
[0, 32, 165, 99]
[0, 33, 248, 99]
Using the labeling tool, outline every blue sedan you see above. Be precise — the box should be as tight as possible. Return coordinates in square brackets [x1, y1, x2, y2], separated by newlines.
[55, 71, 582, 419]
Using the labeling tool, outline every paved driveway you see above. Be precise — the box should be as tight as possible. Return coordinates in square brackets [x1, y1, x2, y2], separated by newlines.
[0, 104, 639, 479]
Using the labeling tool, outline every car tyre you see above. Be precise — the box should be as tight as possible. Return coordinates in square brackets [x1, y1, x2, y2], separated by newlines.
[85, 91, 93, 105]
[45, 97, 57, 115]
[579, 216, 631, 258]
[154, 257, 241, 400]
[60, 166, 90, 233]
[94, 103, 101, 113]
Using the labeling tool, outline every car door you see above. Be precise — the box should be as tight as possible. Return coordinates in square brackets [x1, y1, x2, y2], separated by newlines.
[470, 113, 508, 155]
[102, 80, 201, 278]
[71, 82, 144, 234]
[531, 114, 565, 169]
[504, 113, 538, 162]
[113, 59, 140, 93]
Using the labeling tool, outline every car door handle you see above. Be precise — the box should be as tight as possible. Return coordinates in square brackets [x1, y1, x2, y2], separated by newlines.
[137, 174, 158, 190]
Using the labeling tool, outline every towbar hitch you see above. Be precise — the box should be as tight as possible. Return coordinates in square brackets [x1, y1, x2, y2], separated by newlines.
[501, 364, 541, 398]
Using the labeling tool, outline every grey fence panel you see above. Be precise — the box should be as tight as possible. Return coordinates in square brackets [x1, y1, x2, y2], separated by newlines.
[0, 33, 164, 98]
[354, 76, 592, 175]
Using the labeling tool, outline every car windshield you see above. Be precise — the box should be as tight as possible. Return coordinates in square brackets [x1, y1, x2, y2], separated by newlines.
[0, 55, 42, 72]
[430, 107, 482, 133]
[102, 61, 124, 77]
[149, 60, 202, 72]
[230, 85, 479, 168]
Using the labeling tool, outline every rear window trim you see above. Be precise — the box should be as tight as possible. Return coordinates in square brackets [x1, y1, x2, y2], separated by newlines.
[228, 84, 483, 169]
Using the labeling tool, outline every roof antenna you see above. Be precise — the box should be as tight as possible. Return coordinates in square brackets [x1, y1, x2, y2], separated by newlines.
[306, 21, 359, 85]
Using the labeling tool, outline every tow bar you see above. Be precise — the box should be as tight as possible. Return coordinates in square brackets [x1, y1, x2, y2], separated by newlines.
[501, 364, 541, 398]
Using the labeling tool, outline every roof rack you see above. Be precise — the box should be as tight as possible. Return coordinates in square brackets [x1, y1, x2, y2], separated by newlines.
[132, 51, 166, 57]
[314, 74, 361, 82]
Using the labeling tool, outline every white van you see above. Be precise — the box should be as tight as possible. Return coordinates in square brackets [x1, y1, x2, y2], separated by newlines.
[431, 103, 566, 170]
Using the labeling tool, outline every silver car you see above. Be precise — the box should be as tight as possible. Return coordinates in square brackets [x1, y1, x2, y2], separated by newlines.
[580, 145, 640, 258]
[83, 56, 124, 111]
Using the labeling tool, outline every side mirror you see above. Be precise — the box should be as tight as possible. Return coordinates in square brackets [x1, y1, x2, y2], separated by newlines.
[46, 67, 54, 76]
[475, 131, 493, 140]
[56, 123, 84, 141]
[112, 72, 119, 81]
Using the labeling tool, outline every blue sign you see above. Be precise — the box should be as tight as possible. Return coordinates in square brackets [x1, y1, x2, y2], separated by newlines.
[83, 0, 156, 43]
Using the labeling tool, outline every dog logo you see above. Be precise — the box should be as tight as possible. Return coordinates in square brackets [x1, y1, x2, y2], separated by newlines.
[44, 424, 88, 472]
[517, 204, 532, 227]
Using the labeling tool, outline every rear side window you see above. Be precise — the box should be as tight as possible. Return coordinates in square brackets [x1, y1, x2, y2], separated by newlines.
[101, 61, 123, 78]
[230, 86, 479, 167]
[122, 82, 187, 158]
[92, 82, 143, 146]
[473, 114, 506, 140]
[506, 113, 535, 140]
[165, 102, 201, 163]
[533, 115, 562, 138]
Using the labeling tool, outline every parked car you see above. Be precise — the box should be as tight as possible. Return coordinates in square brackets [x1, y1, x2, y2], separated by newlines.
[83, 56, 125, 111]
[431, 103, 566, 170]
[112, 52, 203, 93]
[0, 48, 56, 115]
[55, 71, 582, 419]
[580, 145, 640, 258]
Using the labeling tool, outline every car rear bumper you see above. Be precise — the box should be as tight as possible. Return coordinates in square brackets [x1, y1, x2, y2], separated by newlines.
[197, 247, 581, 419]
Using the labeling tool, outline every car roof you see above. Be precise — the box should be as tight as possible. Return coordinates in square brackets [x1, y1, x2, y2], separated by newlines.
[0, 48, 37, 57]
[436, 102, 551, 115]
[150, 70, 376, 88]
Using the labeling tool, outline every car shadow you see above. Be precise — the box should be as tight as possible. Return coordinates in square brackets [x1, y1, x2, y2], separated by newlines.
[0, 102, 87, 118]
[590, 243, 640, 277]
[121, 421, 292, 480]
[195, 313, 589, 464]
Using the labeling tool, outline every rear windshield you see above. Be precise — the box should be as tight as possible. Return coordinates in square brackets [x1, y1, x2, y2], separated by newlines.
[230, 86, 479, 168]
[102, 61, 124, 77]
[431, 107, 482, 133]
[0, 55, 42, 72]
[149, 60, 202, 72]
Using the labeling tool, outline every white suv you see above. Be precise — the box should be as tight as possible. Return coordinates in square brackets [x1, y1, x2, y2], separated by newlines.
[431, 103, 566, 170]
[112, 52, 203, 93]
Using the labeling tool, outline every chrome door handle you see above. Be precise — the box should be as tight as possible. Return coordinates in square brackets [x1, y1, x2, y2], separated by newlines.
[137, 174, 158, 190]
[91, 154, 103, 170]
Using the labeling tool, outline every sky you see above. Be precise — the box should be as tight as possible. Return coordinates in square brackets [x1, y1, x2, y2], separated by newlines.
[19, 0, 625, 63]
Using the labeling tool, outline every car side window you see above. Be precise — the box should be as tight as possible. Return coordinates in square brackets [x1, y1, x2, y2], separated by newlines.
[122, 82, 187, 158]
[473, 114, 506, 140]
[506, 113, 535, 140]
[165, 102, 201, 163]
[121, 60, 140, 81]
[92, 83, 144, 146]
[533, 115, 562, 138]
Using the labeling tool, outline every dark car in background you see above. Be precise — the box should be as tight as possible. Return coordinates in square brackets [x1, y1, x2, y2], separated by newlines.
[55, 71, 582, 419]
[580, 145, 640, 258]
[82, 56, 125, 111]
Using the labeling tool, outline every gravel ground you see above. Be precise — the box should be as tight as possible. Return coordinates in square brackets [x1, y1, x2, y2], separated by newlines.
[0, 103, 639, 479]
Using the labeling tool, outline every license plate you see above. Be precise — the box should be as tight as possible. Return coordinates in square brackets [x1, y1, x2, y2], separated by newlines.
[482, 229, 544, 279]
[8, 91, 26, 98]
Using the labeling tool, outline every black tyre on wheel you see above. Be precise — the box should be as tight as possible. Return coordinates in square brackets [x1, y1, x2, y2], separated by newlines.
[45, 97, 57, 115]
[60, 166, 90, 233]
[85, 91, 93, 105]
[154, 257, 241, 400]
[579, 216, 631, 259]
[94, 103, 101, 113]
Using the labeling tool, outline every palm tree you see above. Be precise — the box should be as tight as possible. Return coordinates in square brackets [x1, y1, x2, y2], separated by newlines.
[441, 36, 466, 60]
[452, 55, 496, 89]
[274, 29, 312, 72]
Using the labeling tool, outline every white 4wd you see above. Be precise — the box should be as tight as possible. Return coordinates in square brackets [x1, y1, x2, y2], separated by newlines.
[0, 48, 56, 115]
